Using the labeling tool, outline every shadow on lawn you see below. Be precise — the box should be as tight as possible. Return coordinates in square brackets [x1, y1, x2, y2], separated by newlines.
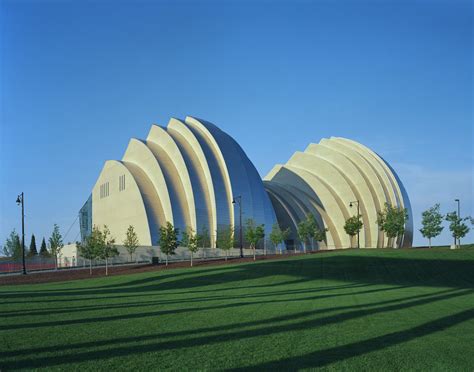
[1, 254, 473, 300]
[1, 288, 472, 370]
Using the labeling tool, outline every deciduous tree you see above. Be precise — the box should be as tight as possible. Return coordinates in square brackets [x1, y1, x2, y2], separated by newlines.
[77, 229, 100, 275]
[3, 230, 21, 258]
[95, 225, 118, 275]
[123, 225, 139, 262]
[419, 204, 444, 248]
[216, 225, 234, 261]
[49, 224, 63, 270]
[182, 227, 199, 266]
[344, 215, 363, 248]
[297, 220, 309, 253]
[377, 203, 408, 248]
[159, 222, 179, 266]
[245, 219, 265, 261]
[446, 212, 470, 249]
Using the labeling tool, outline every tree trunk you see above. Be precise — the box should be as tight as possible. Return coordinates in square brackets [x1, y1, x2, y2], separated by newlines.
[225, 251, 228, 261]
[166, 255, 168, 266]
[105, 258, 108, 276]
[191, 252, 193, 267]
[279, 244, 282, 255]
[89, 259, 92, 275]
[253, 245, 256, 261]
[303, 242, 306, 254]
[429, 237, 431, 249]
[55, 254, 58, 271]
[130, 254, 133, 262]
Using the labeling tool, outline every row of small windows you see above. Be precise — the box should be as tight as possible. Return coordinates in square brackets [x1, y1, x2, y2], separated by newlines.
[119, 174, 126, 191]
[100, 182, 109, 199]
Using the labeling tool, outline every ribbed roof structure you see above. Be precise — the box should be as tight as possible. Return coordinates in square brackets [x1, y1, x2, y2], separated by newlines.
[263, 137, 413, 248]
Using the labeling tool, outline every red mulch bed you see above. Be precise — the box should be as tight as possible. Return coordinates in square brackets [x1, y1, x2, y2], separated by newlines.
[0, 252, 311, 286]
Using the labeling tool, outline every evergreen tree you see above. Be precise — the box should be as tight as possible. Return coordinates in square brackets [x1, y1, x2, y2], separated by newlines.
[28, 234, 38, 257]
[39, 237, 49, 257]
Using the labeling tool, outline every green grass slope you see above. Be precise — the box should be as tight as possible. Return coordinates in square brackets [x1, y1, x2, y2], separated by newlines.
[1, 247, 474, 371]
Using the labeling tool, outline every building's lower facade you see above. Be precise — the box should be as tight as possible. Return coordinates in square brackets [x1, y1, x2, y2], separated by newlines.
[80, 116, 413, 250]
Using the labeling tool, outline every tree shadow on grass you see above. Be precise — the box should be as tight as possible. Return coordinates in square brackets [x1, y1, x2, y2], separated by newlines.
[233, 307, 474, 370]
[1, 254, 473, 301]
[1, 284, 413, 330]
[1, 288, 472, 370]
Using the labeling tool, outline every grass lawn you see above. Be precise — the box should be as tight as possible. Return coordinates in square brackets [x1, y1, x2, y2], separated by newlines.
[1, 247, 474, 371]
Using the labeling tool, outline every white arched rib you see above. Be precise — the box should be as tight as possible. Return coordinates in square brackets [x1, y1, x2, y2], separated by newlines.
[167, 118, 217, 247]
[146, 125, 197, 232]
[305, 143, 377, 248]
[185, 116, 234, 230]
[122, 138, 173, 227]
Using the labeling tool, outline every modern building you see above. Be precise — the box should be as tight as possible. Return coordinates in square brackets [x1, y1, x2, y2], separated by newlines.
[80, 116, 412, 251]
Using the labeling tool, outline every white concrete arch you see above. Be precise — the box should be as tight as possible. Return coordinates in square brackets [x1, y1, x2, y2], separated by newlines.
[146, 125, 197, 233]
[268, 165, 349, 248]
[92, 160, 152, 245]
[286, 152, 359, 247]
[184, 116, 234, 230]
[167, 118, 217, 247]
[333, 138, 400, 247]
[122, 138, 173, 227]
[319, 138, 387, 247]
[305, 143, 377, 248]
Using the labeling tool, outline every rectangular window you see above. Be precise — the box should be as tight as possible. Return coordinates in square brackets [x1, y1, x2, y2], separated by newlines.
[100, 182, 110, 198]
[119, 174, 126, 191]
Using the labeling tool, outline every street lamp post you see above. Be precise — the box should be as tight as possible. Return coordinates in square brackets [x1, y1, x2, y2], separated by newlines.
[16, 192, 27, 275]
[455, 199, 460, 248]
[349, 200, 360, 249]
[232, 196, 243, 258]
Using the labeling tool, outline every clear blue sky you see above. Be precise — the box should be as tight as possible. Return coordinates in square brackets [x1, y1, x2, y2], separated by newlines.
[1, 0, 472, 248]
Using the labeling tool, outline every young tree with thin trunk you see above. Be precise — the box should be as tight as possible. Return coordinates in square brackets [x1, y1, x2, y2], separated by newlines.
[3, 230, 21, 258]
[306, 214, 318, 251]
[420, 204, 444, 248]
[297, 220, 309, 253]
[77, 229, 100, 275]
[344, 215, 363, 248]
[123, 225, 139, 262]
[245, 219, 265, 261]
[182, 227, 199, 266]
[217, 225, 234, 261]
[377, 203, 408, 248]
[95, 225, 118, 276]
[28, 234, 38, 257]
[49, 224, 63, 270]
[270, 223, 283, 254]
[159, 222, 179, 266]
[446, 212, 470, 249]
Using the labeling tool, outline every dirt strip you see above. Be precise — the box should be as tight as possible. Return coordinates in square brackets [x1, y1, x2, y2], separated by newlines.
[0, 251, 321, 286]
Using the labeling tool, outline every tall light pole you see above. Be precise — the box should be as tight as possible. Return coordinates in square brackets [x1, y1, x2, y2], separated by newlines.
[455, 199, 460, 248]
[349, 200, 360, 249]
[232, 196, 243, 258]
[16, 192, 27, 275]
